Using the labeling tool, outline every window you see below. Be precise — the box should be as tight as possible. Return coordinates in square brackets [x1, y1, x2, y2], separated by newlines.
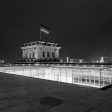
[47, 52, 50, 58]
[32, 52, 35, 58]
[52, 52, 55, 58]
[43, 51, 45, 57]
[29, 53, 31, 58]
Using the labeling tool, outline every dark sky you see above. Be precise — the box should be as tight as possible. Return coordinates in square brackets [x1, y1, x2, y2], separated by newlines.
[1, 0, 112, 62]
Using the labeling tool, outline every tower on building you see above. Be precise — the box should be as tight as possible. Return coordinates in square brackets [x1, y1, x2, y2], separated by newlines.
[21, 41, 61, 62]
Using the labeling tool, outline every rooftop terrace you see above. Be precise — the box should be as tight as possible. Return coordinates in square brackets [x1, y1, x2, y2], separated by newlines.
[0, 72, 112, 112]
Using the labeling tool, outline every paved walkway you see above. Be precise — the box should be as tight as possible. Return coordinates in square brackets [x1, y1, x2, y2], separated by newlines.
[0, 72, 111, 112]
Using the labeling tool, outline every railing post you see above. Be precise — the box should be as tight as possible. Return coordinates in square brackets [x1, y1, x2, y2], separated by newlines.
[99, 69, 101, 88]
[72, 67, 73, 84]
[60, 67, 61, 82]
[110, 69, 111, 84]
[66, 67, 67, 83]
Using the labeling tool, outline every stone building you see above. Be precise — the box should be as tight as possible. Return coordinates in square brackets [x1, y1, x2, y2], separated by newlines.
[21, 41, 61, 62]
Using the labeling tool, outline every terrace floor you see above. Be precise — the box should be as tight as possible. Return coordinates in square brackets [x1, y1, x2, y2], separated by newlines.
[0, 72, 112, 112]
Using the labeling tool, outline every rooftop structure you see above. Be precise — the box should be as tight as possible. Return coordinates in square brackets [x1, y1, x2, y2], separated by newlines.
[21, 41, 61, 62]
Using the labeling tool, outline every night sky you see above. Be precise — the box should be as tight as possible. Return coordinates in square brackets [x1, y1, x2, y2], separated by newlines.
[1, 0, 112, 62]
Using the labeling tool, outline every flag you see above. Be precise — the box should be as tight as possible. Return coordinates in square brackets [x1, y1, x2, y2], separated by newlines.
[40, 24, 50, 34]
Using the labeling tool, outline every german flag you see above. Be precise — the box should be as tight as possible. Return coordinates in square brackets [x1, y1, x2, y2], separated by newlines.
[40, 24, 50, 34]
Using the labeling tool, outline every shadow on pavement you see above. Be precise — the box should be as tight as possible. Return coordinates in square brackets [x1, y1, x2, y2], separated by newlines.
[101, 84, 112, 90]
[40, 96, 64, 107]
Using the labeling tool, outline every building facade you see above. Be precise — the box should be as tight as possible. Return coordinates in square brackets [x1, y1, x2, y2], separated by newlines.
[21, 41, 61, 61]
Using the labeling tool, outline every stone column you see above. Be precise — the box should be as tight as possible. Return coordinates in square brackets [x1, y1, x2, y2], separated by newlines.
[27, 49, 30, 58]
[24, 49, 27, 58]
[22, 49, 25, 58]
[45, 50, 47, 59]
[40, 47, 42, 60]
[31, 49, 33, 58]
[34, 49, 37, 59]
[24, 49, 27, 59]
[55, 49, 59, 58]
[28, 50, 30, 58]
[24, 50, 26, 58]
